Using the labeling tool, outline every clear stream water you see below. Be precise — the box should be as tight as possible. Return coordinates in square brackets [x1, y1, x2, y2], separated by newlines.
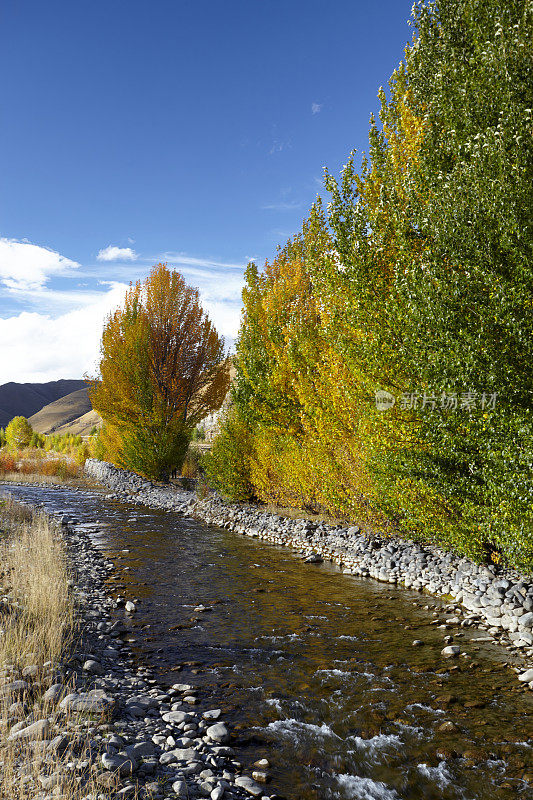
[2, 483, 532, 800]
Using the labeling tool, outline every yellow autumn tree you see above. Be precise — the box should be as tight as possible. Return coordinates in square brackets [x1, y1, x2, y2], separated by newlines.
[89, 264, 229, 481]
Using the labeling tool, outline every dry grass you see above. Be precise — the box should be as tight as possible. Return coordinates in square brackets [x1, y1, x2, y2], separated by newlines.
[0, 499, 127, 800]
[0, 499, 74, 668]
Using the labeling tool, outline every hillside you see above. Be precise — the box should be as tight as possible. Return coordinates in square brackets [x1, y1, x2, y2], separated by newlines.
[52, 408, 102, 437]
[28, 388, 100, 435]
[0, 379, 87, 428]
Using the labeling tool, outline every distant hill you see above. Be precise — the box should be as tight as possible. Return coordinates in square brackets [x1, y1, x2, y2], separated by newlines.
[0, 379, 87, 428]
[28, 388, 95, 434]
[52, 408, 102, 437]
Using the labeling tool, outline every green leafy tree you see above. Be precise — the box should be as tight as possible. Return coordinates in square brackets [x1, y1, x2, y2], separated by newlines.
[5, 417, 33, 449]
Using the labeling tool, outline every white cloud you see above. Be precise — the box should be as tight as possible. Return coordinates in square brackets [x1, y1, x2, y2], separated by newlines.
[0, 238, 80, 292]
[311, 102, 323, 114]
[0, 238, 245, 382]
[0, 282, 128, 383]
[96, 246, 137, 262]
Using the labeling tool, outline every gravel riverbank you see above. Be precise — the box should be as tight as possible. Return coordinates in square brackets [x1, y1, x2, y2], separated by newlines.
[84, 459, 533, 691]
[0, 495, 279, 800]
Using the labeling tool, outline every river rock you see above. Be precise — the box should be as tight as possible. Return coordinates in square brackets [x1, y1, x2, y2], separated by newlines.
[101, 753, 136, 776]
[9, 718, 49, 741]
[234, 775, 263, 796]
[0, 680, 28, 698]
[206, 723, 229, 743]
[441, 645, 460, 657]
[172, 780, 188, 797]
[162, 710, 190, 724]
[83, 658, 103, 675]
[518, 668, 533, 682]
[59, 691, 113, 714]
[43, 683, 65, 704]
[203, 708, 222, 720]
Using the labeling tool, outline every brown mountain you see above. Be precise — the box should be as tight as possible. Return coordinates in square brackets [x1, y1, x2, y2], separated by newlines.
[0, 379, 86, 428]
[28, 388, 94, 434]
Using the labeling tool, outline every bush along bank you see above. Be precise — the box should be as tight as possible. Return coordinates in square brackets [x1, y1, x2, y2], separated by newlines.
[0, 493, 276, 800]
[84, 459, 533, 691]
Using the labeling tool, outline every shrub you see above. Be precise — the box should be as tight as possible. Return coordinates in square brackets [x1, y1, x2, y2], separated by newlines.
[201, 408, 256, 503]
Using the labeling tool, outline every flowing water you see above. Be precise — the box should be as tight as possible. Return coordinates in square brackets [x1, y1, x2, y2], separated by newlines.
[2, 483, 532, 800]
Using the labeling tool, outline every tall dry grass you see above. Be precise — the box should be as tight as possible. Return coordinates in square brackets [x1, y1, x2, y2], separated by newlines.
[0, 499, 124, 800]
[0, 499, 74, 668]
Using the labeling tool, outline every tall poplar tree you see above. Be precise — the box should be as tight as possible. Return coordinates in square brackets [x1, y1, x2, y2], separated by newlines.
[89, 264, 229, 481]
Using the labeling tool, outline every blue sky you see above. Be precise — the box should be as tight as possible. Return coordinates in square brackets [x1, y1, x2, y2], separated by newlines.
[0, 0, 413, 382]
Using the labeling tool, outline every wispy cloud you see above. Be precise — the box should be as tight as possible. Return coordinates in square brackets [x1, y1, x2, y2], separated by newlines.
[0, 238, 80, 293]
[96, 245, 137, 262]
[262, 200, 302, 212]
[159, 253, 245, 271]
[311, 102, 323, 114]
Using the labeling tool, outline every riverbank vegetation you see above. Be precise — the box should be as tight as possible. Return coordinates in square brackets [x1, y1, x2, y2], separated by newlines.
[0, 420, 90, 481]
[204, 0, 533, 570]
[88, 264, 230, 482]
[0, 498, 74, 668]
[0, 500, 118, 800]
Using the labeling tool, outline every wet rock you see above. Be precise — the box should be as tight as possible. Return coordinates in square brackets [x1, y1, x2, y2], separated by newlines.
[441, 645, 461, 658]
[203, 708, 222, 720]
[234, 775, 264, 796]
[437, 721, 459, 733]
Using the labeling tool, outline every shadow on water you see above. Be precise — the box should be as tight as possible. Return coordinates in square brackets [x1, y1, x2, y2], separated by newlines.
[2, 483, 532, 800]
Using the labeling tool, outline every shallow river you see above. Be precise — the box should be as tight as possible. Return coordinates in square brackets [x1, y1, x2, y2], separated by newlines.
[2, 483, 532, 800]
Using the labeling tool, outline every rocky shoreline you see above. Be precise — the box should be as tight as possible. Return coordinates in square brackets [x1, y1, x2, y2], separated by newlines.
[84, 459, 533, 691]
[0, 497, 278, 800]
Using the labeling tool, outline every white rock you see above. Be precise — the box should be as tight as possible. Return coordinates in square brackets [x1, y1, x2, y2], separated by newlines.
[234, 775, 263, 796]
[206, 723, 229, 743]
[441, 645, 461, 657]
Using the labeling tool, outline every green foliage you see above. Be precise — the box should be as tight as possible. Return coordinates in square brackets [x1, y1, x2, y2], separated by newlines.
[5, 417, 33, 449]
[29, 432, 45, 448]
[0, 428, 5, 448]
[206, 0, 533, 569]
[191, 426, 206, 442]
[201, 408, 256, 503]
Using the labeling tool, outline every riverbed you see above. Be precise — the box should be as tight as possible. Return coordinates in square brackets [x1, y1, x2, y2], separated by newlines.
[2, 482, 531, 800]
